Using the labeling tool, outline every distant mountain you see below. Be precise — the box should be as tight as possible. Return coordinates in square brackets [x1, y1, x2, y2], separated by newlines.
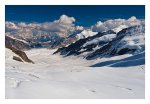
[5, 16, 144, 50]
[5, 32, 65, 49]
[26, 34, 65, 49]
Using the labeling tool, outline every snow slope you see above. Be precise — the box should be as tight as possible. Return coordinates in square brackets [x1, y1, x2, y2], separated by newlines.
[5, 48, 145, 99]
[91, 51, 145, 67]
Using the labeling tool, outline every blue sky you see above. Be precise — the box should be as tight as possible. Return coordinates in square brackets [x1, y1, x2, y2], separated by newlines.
[5, 5, 145, 27]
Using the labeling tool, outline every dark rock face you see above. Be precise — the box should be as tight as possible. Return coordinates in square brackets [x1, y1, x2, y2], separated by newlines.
[86, 25, 145, 60]
[86, 43, 112, 59]
[6, 44, 34, 64]
[13, 56, 23, 62]
[5, 35, 31, 50]
[54, 25, 145, 60]
[117, 48, 136, 55]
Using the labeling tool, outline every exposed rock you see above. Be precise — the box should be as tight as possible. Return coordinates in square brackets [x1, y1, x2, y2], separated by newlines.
[13, 56, 23, 62]
[86, 43, 112, 59]
[53, 30, 116, 56]
[86, 25, 145, 59]
[117, 48, 136, 55]
[6, 44, 34, 64]
[5, 35, 31, 50]
[54, 25, 144, 60]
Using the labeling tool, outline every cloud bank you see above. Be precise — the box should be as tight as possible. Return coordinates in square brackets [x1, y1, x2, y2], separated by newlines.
[5, 15, 144, 40]
[5, 15, 84, 39]
[91, 16, 144, 33]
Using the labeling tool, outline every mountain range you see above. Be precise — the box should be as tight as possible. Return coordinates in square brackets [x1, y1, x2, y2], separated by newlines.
[5, 16, 145, 63]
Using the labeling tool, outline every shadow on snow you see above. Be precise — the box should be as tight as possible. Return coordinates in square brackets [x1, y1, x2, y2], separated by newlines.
[91, 52, 145, 67]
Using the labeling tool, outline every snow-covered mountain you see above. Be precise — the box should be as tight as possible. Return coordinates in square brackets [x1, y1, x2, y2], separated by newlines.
[53, 30, 115, 55]
[54, 25, 145, 60]
[5, 16, 144, 50]
[86, 25, 145, 59]
[5, 15, 145, 62]
[56, 29, 98, 48]
[5, 15, 85, 49]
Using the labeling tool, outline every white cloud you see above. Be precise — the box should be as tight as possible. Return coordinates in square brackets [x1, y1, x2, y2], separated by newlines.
[75, 26, 84, 31]
[39, 15, 76, 36]
[5, 14, 77, 38]
[126, 16, 141, 26]
[91, 21, 108, 32]
[5, 15, 145, 40]
[5, 21, 19, 31]
[17, 22, 27, 28]
[91, 16, 144, 33]
[55, 14, 75, 25]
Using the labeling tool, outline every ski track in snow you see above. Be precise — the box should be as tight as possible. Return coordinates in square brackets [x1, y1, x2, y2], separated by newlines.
[5, 48, 145, 99]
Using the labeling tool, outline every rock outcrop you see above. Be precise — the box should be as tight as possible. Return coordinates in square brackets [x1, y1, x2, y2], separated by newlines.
[6, 44, 34, 64]
[5, 35, 31, 50]
[13, 56, 23, 62]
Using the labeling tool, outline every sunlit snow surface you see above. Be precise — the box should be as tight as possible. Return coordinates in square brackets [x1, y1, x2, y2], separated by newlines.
[5, 48, 145, 99]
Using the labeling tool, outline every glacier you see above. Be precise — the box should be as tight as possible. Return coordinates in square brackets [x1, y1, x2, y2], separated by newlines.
[5, 48, 145, 99]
